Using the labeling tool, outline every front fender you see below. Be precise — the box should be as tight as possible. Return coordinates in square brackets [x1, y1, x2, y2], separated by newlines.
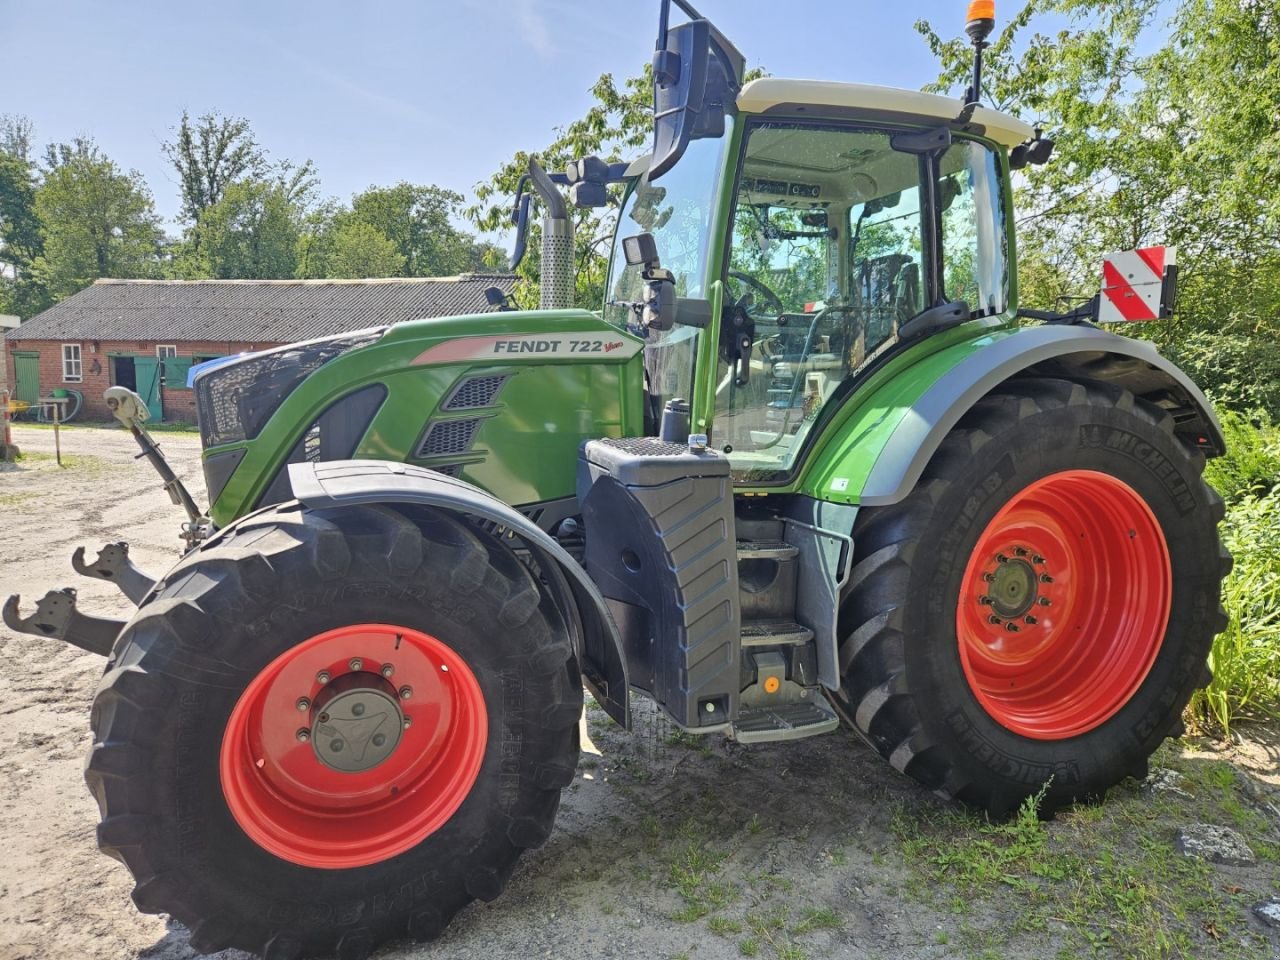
[288, 459, 630, 728]
[808, 324, 1223, 508]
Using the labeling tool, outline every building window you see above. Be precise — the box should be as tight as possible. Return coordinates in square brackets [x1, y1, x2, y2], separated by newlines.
[156, 345, 178, 359]
[62, 343, 82, 382]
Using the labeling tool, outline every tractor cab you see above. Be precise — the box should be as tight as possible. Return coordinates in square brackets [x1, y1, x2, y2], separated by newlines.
[604, 82, 1024, 483]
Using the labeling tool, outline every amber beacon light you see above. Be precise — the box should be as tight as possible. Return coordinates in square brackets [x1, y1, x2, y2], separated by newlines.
[963, 0, 996, 108]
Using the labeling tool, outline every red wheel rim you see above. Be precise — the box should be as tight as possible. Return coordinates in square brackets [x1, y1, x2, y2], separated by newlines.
[220, 624, 487, 868]
[955, 470, 1171, 740]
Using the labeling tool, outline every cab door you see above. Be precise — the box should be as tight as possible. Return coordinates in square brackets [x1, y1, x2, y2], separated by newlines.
[714, 119, 1009, 483]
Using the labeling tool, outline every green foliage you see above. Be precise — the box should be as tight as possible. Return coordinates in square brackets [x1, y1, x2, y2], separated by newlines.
[325, 221, 405, 279]
[470, 70, 655, 310]
[0, 129, 51, 318]
[32, 137, 163, 299]
[1203, 413, 1280, 503]
[343, 182, 486, 277]
[163, 111, 267, 224]
[1167, 332, 1280, 421]
[184, 179, 303, 280]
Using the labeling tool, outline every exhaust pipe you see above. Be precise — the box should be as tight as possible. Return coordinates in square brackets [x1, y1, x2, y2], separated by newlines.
[526, 157, 575, 310]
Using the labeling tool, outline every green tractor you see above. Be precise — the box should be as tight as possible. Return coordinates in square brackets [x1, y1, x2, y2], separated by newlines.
[4, 2, 1229, 957]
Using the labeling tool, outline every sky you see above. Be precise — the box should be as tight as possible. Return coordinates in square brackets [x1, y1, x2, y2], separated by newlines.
[5, 0, 991, 235]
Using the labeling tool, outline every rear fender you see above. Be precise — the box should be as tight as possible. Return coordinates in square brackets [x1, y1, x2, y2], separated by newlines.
[812, 324, 1224, 507]
[288, 460, 630, 728]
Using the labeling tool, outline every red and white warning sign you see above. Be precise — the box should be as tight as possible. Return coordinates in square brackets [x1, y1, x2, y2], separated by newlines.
[1098, 246, 1176, 322]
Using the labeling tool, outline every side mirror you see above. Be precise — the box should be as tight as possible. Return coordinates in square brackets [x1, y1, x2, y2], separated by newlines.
[622, 233, 676, 331]
[650, 9, 745, 181]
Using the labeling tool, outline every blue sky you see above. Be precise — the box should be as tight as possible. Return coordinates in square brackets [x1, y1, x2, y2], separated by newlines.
[6, 0, 987, 233]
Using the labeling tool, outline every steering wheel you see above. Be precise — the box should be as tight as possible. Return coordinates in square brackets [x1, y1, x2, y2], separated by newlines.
[727, 270, 786, 317]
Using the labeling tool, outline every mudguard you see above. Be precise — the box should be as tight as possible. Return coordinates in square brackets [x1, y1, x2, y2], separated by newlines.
[288, 460, 630, 728]
[811, 324, 1224, 507]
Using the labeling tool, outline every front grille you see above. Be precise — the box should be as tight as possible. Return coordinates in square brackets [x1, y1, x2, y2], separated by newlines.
[194, 330, 383, 448]
[444, 374, 509, 410]
[416, 418, 483, 457]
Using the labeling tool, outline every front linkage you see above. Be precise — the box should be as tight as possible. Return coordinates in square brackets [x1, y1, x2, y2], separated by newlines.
[4, 385, 203, 653]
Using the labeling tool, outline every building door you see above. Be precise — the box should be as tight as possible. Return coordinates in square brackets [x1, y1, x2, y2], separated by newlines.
[134, 355, 164, 421]
[12, 353, 39, 406]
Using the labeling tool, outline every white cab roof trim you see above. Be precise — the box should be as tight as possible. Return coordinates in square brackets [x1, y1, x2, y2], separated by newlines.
[737, 78, 1035, 148]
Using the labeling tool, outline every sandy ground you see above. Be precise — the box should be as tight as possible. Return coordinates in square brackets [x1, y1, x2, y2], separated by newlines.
[0, 424, 1277, 960]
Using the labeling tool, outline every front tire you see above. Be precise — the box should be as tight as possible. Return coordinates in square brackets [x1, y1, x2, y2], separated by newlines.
[86, 502, 581, 958]
[838, 378, 1230, 816]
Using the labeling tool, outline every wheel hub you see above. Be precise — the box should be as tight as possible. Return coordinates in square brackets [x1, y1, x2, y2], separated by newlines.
[986, 555, 1038, 619]
[310, 673, 403, 773]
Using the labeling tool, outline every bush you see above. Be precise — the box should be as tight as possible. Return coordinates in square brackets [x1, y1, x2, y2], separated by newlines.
[1166, 331, 1280, 421]
[1188, 489, 1280, 734]
[1203, 411, 1280, 503]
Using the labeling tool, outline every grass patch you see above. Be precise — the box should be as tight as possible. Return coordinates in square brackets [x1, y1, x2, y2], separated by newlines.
[1189, 417, 1280, 733]
[889, 771, 1274, 959]
[15, 419, 200, 434]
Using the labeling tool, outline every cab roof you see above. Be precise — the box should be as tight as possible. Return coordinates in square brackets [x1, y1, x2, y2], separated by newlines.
[737, 78, 1035, 148]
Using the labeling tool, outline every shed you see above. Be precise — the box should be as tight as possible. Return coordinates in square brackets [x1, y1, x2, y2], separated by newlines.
[2, 275, 516, 421]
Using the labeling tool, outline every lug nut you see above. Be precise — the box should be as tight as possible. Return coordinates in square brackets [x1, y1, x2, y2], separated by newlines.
[1005, 622, 1021, 633]
[381, 663, 395, 679]
[1024, 615, 1038, 625]
[982, 573, 996, 583]
[399, 686, 413, 700]
[1032, 555, 1046, 565]
[996, 553, 1010, 564]
[296, 697, 310, 712]
[348, 658, 363, 672]
[1040, 574, 1054, 584]
[296, 728, 310, 743]
[988, 615, 1002, 625]
[316, 670, 331, 685]
[979, 595, 994, 606]
[403, 716, 413, 729]
[1014, 547, 1028, 557]
[1038, 597, 1052, 607]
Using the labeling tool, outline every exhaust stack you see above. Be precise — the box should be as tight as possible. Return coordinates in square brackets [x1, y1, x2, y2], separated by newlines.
[527, 157, 575, 310]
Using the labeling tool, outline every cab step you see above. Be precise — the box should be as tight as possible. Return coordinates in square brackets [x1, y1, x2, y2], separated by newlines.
[731, 697, 840, 743]
[736, 539, 800, 561]
[741, 618, 813, 647]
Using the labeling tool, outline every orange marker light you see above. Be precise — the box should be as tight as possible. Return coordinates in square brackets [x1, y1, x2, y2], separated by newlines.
[763, 676, 781, 695]
[967, 0, 995, 22]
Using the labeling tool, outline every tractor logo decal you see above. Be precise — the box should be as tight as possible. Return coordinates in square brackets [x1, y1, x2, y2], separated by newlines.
[412, 333, 643, 365]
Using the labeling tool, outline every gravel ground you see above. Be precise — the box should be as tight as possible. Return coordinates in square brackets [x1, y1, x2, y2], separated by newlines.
[0, 424, 1277, 960]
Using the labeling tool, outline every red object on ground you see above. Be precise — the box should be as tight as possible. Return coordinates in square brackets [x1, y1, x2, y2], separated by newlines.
[955, 470, 1172, 740]
[220, 623, 488, 868]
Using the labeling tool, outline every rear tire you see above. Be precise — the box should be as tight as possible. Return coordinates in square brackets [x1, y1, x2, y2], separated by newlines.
[86, 501, 581, 958]
[837, 378, 1229, 816]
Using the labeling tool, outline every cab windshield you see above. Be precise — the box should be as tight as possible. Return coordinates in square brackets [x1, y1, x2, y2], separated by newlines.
[605, 133, 728, 428]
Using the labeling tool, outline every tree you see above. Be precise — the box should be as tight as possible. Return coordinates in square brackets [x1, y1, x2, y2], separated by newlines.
[188, 179, 302, 280]
[916, 0, 1280, 415]
[32, 138, 162, 300]
[326, 221, 405, 278]
[163, 111, 267, 224]
[471, 70, 655, 309]
[0, 114, 35, 162]
[0, 149, 50, 318]
[343, 182, 483, 277]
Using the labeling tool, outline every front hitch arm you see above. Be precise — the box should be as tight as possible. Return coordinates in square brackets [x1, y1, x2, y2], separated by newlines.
[72, 542, 156, 606]
[2, 588, 124, 657]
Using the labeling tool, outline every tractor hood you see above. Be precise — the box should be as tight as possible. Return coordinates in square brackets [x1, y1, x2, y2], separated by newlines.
[195, 309, 647, 527]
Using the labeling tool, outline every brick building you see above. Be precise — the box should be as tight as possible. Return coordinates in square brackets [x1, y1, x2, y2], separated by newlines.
[2, 275, 516, 422]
